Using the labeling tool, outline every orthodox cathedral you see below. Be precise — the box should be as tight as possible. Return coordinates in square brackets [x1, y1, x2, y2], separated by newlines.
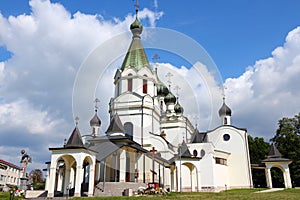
[44, 8, 253, 197]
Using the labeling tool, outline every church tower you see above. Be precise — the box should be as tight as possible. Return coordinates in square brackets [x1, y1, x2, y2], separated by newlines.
[109, 5, 161, 146]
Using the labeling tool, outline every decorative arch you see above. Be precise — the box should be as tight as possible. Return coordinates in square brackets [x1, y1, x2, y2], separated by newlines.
[47, 150, 96, 198]
[176, 161, 201, 192]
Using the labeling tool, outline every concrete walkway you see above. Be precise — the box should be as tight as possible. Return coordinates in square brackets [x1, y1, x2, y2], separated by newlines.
[255, 188, 284, 193]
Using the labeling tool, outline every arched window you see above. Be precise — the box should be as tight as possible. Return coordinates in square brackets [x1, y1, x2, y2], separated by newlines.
[160, 100, 163, 110]
[124, 122, 133, 140]
[224, 117, 227, 125]
[143, 79, 147, 94]
[128, 74, 132, 92]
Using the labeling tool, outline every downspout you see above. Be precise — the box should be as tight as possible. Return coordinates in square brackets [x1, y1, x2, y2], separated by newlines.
[141, 95, 145, 183]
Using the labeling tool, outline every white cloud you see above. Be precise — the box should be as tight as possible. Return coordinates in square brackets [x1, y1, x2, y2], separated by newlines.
[1, 0, 300, 172]
[0, 0, 162, 170]
[0, 99, 63, 134]
[225, 26, 300, 139]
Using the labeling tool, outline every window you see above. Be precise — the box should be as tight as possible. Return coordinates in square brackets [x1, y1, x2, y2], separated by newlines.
[223, 134, 230, 141]
[160, 100, 163, 110]
[128, 78, 132, 92]
[116, 82, 120, 96]
[143, 79, 147, 93]
[124, 122, 133, 140]
[193, 149, 198, 157]
[215, 157, 227, 165]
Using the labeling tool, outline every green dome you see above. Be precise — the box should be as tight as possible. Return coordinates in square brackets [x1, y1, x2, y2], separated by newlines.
[157, 81, 169, 96]
[174, 102, 184, 114]
[130, 18, 143, 35]
[164, 92, 176, 105]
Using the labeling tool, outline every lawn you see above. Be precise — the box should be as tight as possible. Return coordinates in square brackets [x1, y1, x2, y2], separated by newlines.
[1, 189, 300, 200]
[71, 189, 300, 200]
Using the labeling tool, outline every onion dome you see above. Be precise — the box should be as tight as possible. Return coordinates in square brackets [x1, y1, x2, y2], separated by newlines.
[164, 92, 176, 105]
[90, 113, 101, 127]
[121, 15, 150, 71]
[218, 100, 232, 117]
[130, 17, 143, 35]
[157, 81, 169, 96]
[174, 100, 184, 114]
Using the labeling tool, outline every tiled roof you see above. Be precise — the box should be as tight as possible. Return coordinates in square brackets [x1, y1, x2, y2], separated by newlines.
[0, 159, 22, 170]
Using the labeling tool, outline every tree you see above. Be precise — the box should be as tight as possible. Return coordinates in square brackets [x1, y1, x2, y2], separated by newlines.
[248, 135, 270, 187]
[271, 112, 300, 187]
[29, 169, 44, 189]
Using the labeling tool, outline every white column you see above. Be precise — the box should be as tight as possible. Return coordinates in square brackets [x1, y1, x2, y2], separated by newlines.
[119, 150, 126, 182]
[57, 169, 63, 192]
[74, 161, 84, 197]
[265, 167, 272, 188]
[63, 167, 71, 196]
[191, 167, 196, 192]
[44, 164, 50, 191]
[47, 166, 57, 197]
[88, 164, 95, 196]
[190, 170, 193, 192]
[95, 162, 101, 183]
[170, 167, 175, 192]
[197, 170, 201, 192]
[284, 168, 292, 188]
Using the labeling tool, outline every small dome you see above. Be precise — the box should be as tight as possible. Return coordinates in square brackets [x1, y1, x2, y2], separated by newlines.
[174, 102, 184, 114]
[130, 18, 143, 35]
[218, 102, 232, 116]
[90, 113, 101, 127]
[157, 81, 169, 96]
[164, 92, 176, 105]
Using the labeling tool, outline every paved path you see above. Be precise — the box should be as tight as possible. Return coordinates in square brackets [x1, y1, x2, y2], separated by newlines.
[255, 188, 284, 193]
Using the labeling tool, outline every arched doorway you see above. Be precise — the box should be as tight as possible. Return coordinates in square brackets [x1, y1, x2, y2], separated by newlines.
[81, 156, 94, 196]
[53, 155, 77, 197]
[271, 167, 285, 188]
[176, 161, 200, 192]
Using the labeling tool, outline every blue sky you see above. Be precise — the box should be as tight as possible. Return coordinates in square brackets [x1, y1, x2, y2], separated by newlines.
[0, 0, 300, 171]
[1, 0, 300, 78]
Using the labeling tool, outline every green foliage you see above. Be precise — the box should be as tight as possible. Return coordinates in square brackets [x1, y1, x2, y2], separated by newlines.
[271, 112, 300, 187]
[248, 135, 270, 164]
[248, 135, 270, 187]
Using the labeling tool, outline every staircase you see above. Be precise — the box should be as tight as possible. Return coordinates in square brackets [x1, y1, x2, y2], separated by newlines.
[94, 182, 147, 196]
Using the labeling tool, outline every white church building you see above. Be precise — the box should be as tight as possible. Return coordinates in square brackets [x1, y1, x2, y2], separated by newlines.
[44, 9, 253, 197]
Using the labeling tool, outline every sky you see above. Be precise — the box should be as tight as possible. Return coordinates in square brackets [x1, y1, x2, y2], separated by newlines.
[0, 0, 300, 172]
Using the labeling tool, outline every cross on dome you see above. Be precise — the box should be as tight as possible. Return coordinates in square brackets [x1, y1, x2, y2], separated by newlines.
[152, 54, 160, 70]
[174, 85, 181, 97]
[94, 98, 100, 112]
[221, 84, 227, 101]
[165, 72, 173, 89]
[75, 116, 79, 126]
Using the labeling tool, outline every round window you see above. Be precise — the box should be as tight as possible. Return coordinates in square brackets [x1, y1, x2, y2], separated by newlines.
[223, 134, 230, 141]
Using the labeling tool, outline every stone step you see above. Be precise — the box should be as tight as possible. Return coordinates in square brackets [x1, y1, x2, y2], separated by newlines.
[94, 182, 147, 196]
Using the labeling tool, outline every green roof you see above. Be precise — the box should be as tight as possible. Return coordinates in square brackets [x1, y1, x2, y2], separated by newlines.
[121, 18, 150, 71]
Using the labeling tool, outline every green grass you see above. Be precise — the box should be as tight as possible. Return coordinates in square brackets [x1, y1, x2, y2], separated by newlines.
[0, 192, 24, 200]
[70, 189, 300, 200]
[1, 189, 300, 200]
